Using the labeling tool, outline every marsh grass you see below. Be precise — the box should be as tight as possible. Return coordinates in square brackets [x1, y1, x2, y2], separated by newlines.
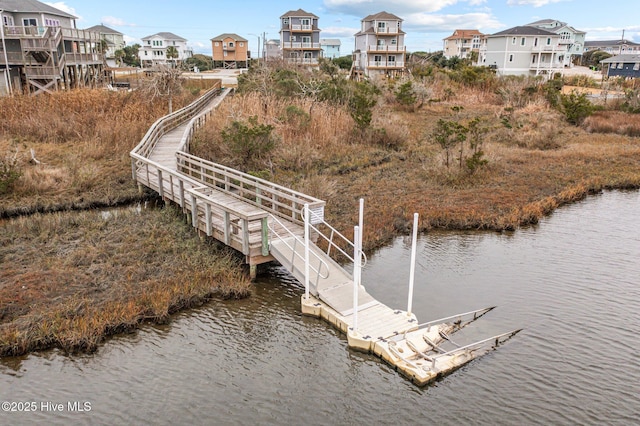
[0, 88, 203, 217]
[0, 206, 250, 356]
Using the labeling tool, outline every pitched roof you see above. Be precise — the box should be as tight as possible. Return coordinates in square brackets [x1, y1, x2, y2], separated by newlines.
[320, 39, 341, 45]
[85, 24, 123, 35]
[362, 11, 402, 22]
[141, 32, 187, 42]
[527, 19, 566, 27]
[211, 33, 247, 42]
[489, 26, 557, 37]
[444, 29, 485, 40]
[600, 54, 640, 63]
[0, 0, 76, 18]
[585, 39, 640, 47]
[280, 9, 318, 19]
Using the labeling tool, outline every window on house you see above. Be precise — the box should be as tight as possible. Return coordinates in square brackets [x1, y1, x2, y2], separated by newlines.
[239, 42, 244, 47]
[301, 18, 310, 27]
[534, 38, 539, 47]
[23, 18, 37, 26]
[388, 55, 395, 63]
[214, 42, 219, 46]
[283, 18, 289, 26]
[378, 22, 386, 32]
[3, 16, 14, 26]
[374, 55, 382, 63]
[521, 37, 526, 46]
[391, 39, 397, 45]
[546, 38, 551, 45]
[509, 54, 514, 62]
[512, 37, 516, 45]
[532, 54, 537, 63]
[229, 42, 234, 47]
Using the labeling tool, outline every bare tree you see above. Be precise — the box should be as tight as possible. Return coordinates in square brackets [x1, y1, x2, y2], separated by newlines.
[142, 64, 184, 113]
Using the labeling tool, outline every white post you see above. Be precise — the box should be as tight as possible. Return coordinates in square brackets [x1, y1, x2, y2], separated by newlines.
[304, 203, 310, 300]
[407, 213, 419, 316]
[352, 225, 360, 332]
[358, 198, 364, 250]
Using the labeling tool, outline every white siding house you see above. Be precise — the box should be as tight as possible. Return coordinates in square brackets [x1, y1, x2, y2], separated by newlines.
[527, 19, 586, 67]
[139, 32, 192, 68]
[481, 26, 566, 78]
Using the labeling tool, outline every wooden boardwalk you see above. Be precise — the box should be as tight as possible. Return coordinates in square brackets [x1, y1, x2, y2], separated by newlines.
[130, 85, 518, 386]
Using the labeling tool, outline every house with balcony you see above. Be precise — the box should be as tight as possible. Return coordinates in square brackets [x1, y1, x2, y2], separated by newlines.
[320, 38, 341, 59]
[0, 0, 105, 96]
[585, 39, 640, 55]
[480, 26, 566, 79]
[526, 19, 586, 67]
[85, 24, 125, 67]
[443, 29, 485, 60]
[138, 32, 192, 68]
[211, 33, 248, 69]
[279, 9, 321, 66]
[352, 11, 406, 80]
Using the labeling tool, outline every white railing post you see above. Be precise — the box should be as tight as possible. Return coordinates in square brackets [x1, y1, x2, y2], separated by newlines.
[407, 213, 419, 316]
[304, 203, 310, 300]
[358, 198, 364, 258]
[353, 225, 360, 332]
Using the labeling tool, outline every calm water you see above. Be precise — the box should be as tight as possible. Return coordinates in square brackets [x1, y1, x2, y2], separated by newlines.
[1, 191, 639, 425]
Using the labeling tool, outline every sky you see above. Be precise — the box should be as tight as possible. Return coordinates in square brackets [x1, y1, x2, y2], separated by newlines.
[46, 0, 639, 55]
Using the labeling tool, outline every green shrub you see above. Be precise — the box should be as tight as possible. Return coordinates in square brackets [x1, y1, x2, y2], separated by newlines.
[560, 91, 595, 125]
[220, 116, 276, 172]
[348, 82, 379, 130]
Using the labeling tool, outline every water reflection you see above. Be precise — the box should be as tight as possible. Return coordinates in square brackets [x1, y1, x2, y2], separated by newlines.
[1, 191, 639, 425]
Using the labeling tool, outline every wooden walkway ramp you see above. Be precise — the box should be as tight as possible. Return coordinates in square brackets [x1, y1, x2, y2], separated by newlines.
[130, 85, 519, 387]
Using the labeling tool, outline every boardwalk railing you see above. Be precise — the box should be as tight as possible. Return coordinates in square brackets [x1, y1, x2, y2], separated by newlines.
[267, 213, 330, 287]
[176, 152, 325, 225]
[130, 84, 326, 264]
[131, 84, 222, 164]
[174, 87, 325, 226]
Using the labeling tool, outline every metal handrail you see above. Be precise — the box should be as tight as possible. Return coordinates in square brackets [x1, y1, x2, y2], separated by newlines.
[396, 307, 497, 342]
[267, 214, 330, 285]
[301, 207, 368, 268]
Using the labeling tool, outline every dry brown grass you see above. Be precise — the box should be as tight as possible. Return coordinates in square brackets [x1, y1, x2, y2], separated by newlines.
[583, 111, 640, 137]
[0, 206, 250, 356]
[0, 88, 203, 217]
[192, 86, 640, 252]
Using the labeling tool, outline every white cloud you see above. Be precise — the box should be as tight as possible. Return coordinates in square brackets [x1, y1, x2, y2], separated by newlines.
[506, 0, 568, 7]
[404, 12, 502, 33]
[324, 0, 462, 15]
[583, 26, 640, 41]
[44, 2, 81, 19]
[123, 35, 139, 46]
[101, 16, 136, 27]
